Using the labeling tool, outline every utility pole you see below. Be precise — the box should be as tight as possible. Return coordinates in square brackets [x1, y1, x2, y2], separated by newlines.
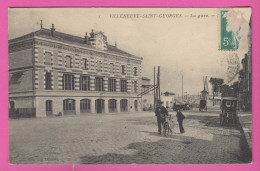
[154, 66, 156, 109]
[157, 66, 161, 101]
[40, 20, 43, 29]
[182, 74, 183, 99]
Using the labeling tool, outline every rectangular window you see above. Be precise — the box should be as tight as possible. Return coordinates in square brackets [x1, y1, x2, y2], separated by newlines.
[134, 81, 137, 93]
[82, 59, 88, 70]
[95, 77, 104, 91]
[121, 65, 125, 75]
[45, 72, 52, 90]
[134, 67, 138, 76]
[9, 72, 23, 85]
[45, 52, 52, 65]
[109, 63, 114, 73]
[108, 79, 116, 92]
[120, 80, 127, 92]
[66, 56, 72, 68]
[80, 76, 90, 91]
[63, 74, 74, 90]
[96, 61, 102, 72]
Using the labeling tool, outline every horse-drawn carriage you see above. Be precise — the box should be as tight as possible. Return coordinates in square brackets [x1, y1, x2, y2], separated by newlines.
[219, 97, 238, 126]
[199, 99, 207, 111]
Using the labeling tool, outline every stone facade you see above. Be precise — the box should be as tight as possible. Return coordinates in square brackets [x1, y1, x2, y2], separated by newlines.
[9, 25, 143, 117]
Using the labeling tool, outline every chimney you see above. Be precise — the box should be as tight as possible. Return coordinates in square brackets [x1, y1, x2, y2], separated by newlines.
[84, 32, 88, 44]
[90, 29, 95, 38]
[40, 20, 43, 29]
[51, 24, 56, 37]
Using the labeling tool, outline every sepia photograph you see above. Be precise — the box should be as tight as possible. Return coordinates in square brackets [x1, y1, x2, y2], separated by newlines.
[8, 7, 252, 164]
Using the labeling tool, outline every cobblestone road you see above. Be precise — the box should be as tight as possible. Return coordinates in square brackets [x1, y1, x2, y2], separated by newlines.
[9, 110, 250, 164]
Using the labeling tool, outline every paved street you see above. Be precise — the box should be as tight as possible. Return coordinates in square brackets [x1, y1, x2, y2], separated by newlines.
[9, 110, 250, 164]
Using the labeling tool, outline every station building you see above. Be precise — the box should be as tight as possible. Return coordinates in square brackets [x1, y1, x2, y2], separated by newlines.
[9, 24, 143, 117]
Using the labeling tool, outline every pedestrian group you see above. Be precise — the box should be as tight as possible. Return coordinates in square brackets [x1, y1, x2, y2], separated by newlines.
[155, 101, 185, 134]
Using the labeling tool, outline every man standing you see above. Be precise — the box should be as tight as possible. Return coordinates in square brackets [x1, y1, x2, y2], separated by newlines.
[176, 109, 185, 133]
[155, 101, 168, 134]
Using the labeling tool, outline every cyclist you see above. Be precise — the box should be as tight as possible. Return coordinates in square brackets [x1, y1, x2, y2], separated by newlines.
[155, 101, 169, 134]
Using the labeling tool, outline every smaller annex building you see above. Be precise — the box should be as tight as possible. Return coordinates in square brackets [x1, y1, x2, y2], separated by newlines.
[9, 24, 143, 117]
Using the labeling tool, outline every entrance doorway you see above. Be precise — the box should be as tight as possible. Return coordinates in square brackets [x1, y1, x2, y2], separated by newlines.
[134, 100, 138, 111]
[46, 100, 53, 116]
[9, 101, 15, 118]
[95, 99, 104, 113]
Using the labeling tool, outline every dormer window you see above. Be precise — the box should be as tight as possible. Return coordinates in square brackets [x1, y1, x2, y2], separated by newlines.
[88, 30, 107, 50]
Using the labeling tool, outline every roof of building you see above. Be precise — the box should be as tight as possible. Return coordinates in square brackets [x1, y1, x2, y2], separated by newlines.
[174, 97, 185, 105]
[163, 91, 175, 96]
[9, 28, 139, 58]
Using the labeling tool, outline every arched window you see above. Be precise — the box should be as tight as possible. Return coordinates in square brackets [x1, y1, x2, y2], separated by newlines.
[120, 99, 128, 112]
[108, 99, 117, 112]
[63, 99, 76, 114]
[80, 99, 91, 113]
[95, 99, 105, 113]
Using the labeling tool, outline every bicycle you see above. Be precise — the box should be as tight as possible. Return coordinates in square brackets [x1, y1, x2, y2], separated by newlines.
[162, 114, 174, 136]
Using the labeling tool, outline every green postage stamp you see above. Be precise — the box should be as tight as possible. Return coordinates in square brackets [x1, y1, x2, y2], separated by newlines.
[220, 10, 240, 50]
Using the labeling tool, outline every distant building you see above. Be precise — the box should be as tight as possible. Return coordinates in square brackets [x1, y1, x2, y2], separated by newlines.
[161, 92, 175, 109]
[183, 94, 201, 106]
[141, 77, 154, 111]
[9, 24, 143, 117]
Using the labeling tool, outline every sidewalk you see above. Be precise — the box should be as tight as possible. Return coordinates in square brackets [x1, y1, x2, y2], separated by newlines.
[238, 112, 252, 153]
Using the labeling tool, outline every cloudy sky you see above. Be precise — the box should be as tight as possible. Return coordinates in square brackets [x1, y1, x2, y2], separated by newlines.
[8, 8, 251, 96]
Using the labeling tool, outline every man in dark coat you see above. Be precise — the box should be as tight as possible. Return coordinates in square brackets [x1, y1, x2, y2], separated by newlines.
[155, 101, 169, 134]
[176, 109, 185, 133]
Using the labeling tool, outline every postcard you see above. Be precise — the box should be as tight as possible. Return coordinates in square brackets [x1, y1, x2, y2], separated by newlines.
[7, 7, 253, 165]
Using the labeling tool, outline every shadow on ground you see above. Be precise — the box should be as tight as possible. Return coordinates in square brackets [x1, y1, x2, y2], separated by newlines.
[80, 132, 247, 164]
[185, 115, 239, 130]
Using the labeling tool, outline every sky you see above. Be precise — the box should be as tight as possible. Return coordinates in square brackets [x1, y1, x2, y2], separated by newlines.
[8, 8, 251, 96]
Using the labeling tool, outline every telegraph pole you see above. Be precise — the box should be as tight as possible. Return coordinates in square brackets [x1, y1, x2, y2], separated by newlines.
[158, 66, 161, 102]
[182, 74, 183, 99]
[154, 67, 156, 109]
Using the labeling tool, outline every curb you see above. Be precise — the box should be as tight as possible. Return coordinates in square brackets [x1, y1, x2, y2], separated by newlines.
[237, 116, 252, 162]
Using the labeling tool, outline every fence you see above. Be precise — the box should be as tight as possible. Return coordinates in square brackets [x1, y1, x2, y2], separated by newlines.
[9, 108, 36, 118]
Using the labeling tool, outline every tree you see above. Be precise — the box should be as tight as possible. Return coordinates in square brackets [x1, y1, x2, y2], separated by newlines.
[220, 81, 239, 97]
[209, 78, 224, 105]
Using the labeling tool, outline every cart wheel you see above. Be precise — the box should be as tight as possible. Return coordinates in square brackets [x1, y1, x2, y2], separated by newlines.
[163, 122, 170, 136]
